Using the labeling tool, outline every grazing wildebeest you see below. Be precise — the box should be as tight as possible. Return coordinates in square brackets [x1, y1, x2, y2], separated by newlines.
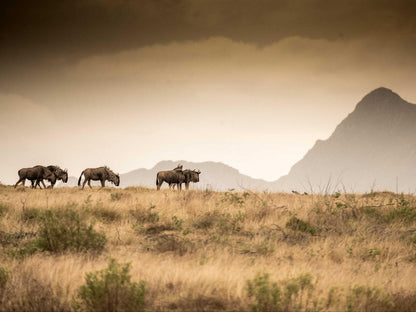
[78, 166, 120, 189]
[156, 165, 186, 191]
[35, 165, 68, 188]
[14, 165, 56, 189]
[183, 169, 201, 190]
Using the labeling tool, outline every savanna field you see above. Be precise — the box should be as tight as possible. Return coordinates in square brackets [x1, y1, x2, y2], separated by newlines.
[1, 184, 416, 311]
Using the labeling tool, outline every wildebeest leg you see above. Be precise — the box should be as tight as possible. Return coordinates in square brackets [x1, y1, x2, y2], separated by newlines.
[100, 179, 105, 188]
[34, 179, 43, 189]
[157, 180, 162, 190]
[185, 182, 190, 190]
[40, 180, 47, 189]
[87, 179, 92, 189]
[34, 180, 43, 189]
[82, 179, 88, 189]
[14, 178, 24, 188]
[177, 183, 182, 191]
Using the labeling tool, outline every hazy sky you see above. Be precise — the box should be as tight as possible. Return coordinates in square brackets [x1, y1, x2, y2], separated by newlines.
[1, 0, 416, 184]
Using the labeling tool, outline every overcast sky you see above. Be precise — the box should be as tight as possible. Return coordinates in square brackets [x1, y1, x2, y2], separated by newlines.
[1, 0, 416, 184]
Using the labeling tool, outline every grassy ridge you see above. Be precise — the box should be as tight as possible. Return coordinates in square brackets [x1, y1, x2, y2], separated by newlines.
[1, 185, 416, 311]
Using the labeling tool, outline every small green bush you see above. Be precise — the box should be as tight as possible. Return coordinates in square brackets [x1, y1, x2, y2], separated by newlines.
[90, 206, 122, 223]
[385, 204, 416, 224]
[221, 191, 249, 207]
[130, 205, 159, 224]
[247, 272, 281, 312]
[246, 272, 320, 312]
[21, 207, 43, 223]
[193, 211, 222, 230]
[286, 216, 321, 235]
[110, 192, 122, 201]
[0, 266, 9, 293]
[346, 285, 394, 312]
[361, 195, 416, 225]
[76, 258, 146, 312]
[35, 209, 106, 254]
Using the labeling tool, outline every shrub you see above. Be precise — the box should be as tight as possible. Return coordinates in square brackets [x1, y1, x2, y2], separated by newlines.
[221, 191, 249, 207]
[130, 205, 159, 223]
[246, 272, 320, 312]
[152, 233, 195, 255]
[76, 258, 146, 312]
[218, 211, 246, 234]
[35, 209, 106, 254]
[193, 212, 221, 230]
[247, 272, 281, 312]
[110, 192, 122, 201]
[21, 207, 43, 223]
[90, 206, 122, 223]
[385, 200, 416, 224]
[0, 266, 9, 297]
[346, 285, 394, 312]
[285, 216, 321, 235]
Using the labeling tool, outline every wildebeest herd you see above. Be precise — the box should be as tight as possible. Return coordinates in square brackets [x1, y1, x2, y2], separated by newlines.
[13, 164, 201, 191]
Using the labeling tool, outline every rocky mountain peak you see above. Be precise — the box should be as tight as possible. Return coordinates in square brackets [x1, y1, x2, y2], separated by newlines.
[275, 87, 416, 193]
[354, 87, 410, 116]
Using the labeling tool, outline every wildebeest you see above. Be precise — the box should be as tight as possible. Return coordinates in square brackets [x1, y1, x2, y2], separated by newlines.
[168, 164, 183, 190]
[78, 166, 120, 189]
[156, 165, 186, 191]
[35, 165, 68, 188]
[183, 169, 201, 190]
[14, 165, 56, 189]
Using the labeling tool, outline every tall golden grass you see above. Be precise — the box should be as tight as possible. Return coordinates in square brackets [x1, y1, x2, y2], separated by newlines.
[1, 185, 416, 311]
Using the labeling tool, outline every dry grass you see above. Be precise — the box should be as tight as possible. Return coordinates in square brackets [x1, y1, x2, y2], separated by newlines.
[1, 185, 416, 311]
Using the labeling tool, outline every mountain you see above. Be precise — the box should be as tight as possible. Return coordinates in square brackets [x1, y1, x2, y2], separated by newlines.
[274, 87, 416, 193]
[62, 160, 275, 191]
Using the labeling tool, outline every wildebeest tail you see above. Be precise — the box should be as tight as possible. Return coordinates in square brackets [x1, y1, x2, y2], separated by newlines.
[78, 171, 84, 186]
[156, 173, 159, 186]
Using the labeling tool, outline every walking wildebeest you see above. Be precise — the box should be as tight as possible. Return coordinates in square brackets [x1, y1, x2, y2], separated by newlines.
[156, 165, 186, 191]
[14, 165, 56, 189]
[78, 166, 120, 189]
[35, 165, 68, 188]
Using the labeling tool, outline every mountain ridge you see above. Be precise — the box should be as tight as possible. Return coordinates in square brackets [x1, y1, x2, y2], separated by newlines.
[274, 87, 416, 193]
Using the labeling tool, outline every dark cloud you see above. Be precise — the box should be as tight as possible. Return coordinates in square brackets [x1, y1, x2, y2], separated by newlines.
[1, 0, 415, 66]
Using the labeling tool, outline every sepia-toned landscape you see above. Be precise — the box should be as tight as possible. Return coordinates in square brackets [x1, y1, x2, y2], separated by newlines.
[2, 1, 416, 311]
[1, 185, 416, 311]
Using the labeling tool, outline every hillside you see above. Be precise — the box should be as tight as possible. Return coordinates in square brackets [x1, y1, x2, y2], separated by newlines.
[275, 87, 416, 193]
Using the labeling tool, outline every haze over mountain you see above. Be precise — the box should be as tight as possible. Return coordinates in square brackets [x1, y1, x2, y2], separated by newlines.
[275, 87, 416, 193]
